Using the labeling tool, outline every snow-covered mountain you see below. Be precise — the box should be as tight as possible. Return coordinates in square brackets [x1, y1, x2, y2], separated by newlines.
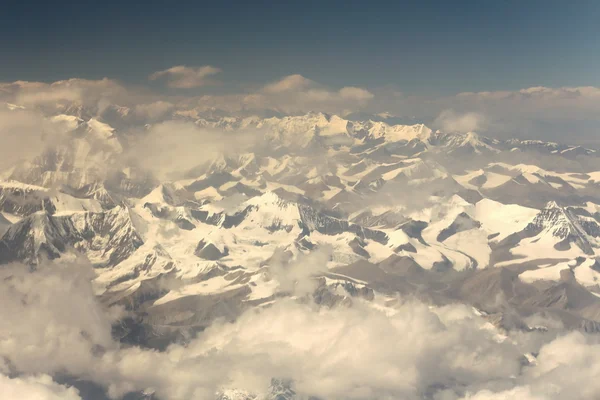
[3, 107, 600, 398]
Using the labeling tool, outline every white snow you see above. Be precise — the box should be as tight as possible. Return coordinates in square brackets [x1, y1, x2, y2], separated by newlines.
[574, 258, 600, 287]
[474, 199, 538, 242]
[153, 275, 246, 306]
[519, 263, 569, 283]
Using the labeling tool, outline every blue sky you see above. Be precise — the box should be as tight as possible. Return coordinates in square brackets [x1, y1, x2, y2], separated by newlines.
[2, 0, 600, 94]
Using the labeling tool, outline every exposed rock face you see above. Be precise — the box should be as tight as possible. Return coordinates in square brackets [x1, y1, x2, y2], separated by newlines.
[437, 212, 482, 242]
[0, 206, 142, 266]
[195, 240, 229, 260]
[298, 204, 388, 244]
[526, 202, 600, 255]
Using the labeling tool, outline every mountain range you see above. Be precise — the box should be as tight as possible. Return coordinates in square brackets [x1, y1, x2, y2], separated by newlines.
[3, 104, 600, 398]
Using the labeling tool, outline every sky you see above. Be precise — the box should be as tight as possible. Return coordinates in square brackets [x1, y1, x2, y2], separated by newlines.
[2, 0, 600, 94]
[2, 1, 600, 145]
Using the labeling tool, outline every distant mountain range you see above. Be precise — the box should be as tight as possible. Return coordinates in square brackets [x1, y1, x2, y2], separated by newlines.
[4, 103, 600, 398]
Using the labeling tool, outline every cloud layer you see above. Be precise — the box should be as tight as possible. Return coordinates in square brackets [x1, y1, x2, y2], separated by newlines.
[0, 72, 375, 117]
[2, 72, 600, 146]
[3, 255, 600, 400]
[0, 374, 82, 400]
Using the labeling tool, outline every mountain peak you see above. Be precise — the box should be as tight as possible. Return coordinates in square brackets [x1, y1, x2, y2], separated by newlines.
[528, 202, 600, 255]
[545, 200, 562, 210]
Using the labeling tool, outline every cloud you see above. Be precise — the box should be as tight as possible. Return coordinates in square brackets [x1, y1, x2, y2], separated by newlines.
[5, 72, 600, 149]
[459, 386, 546, 400]
[457, 86, 600, 106]
[263, 74, 314, 93]
[360, 84, 600, 144]
[18, 78, 128, 107]
[0, 107, 69, 170]
[133, 100, 175, 119]
[171, 299, 524, 399]
[267, 247, 331, 296]
[5, 256, 600, 400]
[339, 86, 375, 101]
[0, 258, 118, 377]
[0, 374, 82, 400]
[149, 65, 222, 89]
[443, 86, 600, 144]
[244, 74, 376, 114]
[126, 120, 262, 180]
[434, 109, 487, 133]
[1, 73, 374, 122]
[251, 74, 374, 114]
[459, 331, 600, 400]
[0, 78, 143, 118]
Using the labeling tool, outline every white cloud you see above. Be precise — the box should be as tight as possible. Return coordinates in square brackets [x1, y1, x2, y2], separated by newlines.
[18, 78, 127, 107]
[0, 78, 141, 118]
[457, 86, 600, 105]
[1, 73, 374, 121]
[223, 74, 375, 114]
[254, 74, 375, 114]
[434, 109, 487, 133]
[460, 386, 546, 400]
[268, 247, 330, 295]
[4, 256, 600, 400]
[126, 120, 262, 180]
[170, 299, 523, 399]
[263, 74, 314, 93]
[0, 107, 69, 170]
[443, 86, 600, 143]
[133, 100, 175, 119]
[3, 73, 600, 144]
[0, 259, 118, 376]
[0, 374, 82, 400]
[339, 86, 375, 101]
[459, 331, 600, 400]
[149, 65, 222, 88]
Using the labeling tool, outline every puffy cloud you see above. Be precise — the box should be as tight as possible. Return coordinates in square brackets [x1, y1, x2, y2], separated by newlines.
[0, 259, 117, 376]
[181, 299, 523, 399]
[434, 109, 487, 133]
[254, 74, 374, 114]
[133, 100, 175, 119]
[268, 247, 330, 296]
[460, 386, 546, 400]
[263, 74, 314, 93]
[0, 78, 140, 117]
[0, 374, 82, 400]
[4, 71, 600, 144]
[0, 107, 69, 170]
[15, 85, 81, 105]
[0, 256, 526, 399]
[0, 80, 48, 95]
[339, 86, 375, 101]
[149, 65, 221, 89]
[6, 255, 600, 400]
[1, 73, 374, 121]
[525, 332, 600, 399]
[18, 78, 128, 107]
[459, 331, 600, 400]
